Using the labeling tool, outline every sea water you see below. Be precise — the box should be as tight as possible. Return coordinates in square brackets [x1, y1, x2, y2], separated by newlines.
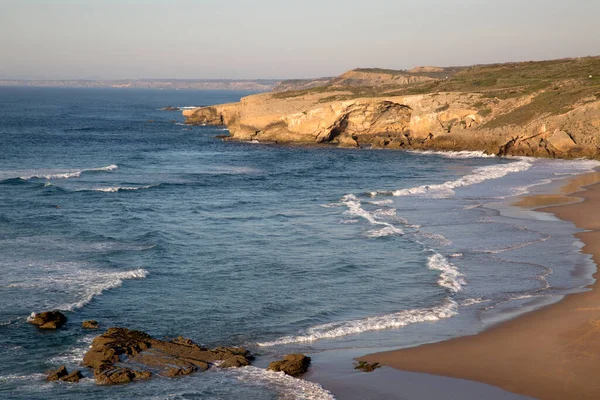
[0, 87, 597, 399]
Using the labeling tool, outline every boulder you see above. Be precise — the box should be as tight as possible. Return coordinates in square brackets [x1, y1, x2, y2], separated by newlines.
[62, 370, 84, 382]
[267, 354, 311, 376]
[28, 311, 67, 329]
[220, 355, 251, 368]
[354, 360, 381, 372]
[82, 320, 99, 329]
[46, 365, 68, 381]
[81, 327, 253, 385]
[46, 366, 83, 382]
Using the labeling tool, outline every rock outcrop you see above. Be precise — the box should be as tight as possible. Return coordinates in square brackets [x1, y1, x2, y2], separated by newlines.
[184, 57, 600, 159]
[268, 354, 311, 376]
[28, 311, 67, 330]
[82, 320, 99, 329]
[46, 366, 83, 382]
[82, 328, 253, 385]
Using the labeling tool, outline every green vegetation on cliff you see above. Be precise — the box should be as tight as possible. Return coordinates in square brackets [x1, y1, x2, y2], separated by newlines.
[273, 57, 600, 128]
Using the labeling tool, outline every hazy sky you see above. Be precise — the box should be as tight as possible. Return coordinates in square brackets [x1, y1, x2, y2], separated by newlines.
[1, 0, 599, 79]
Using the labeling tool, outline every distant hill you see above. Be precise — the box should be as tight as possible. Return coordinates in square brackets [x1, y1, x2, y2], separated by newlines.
[0, 79, 280, 91]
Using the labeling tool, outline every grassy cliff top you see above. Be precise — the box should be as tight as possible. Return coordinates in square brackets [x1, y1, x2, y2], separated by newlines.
[272, 56, 600, 127]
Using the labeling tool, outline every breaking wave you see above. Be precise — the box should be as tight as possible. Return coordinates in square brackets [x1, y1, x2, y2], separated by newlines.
[408, 150, 496, 158]
[234, 366, 335, 400]
[15, 164, 118, 181]
[372, 159, 532, 198]
[426, 252, 466, 293]
[258, 299, 458, 346]
[12, 265, 148, 312]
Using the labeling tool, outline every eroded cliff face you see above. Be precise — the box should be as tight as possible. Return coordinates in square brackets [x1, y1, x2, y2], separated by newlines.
[183, 90, 600, 159]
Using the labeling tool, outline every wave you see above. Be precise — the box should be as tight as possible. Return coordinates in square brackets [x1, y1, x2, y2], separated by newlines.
[48, 334, 95, 366]
[364, 226, 403, 238]
[15, 266, 148, 312]
[477, 234, 551, 254]
[15, 164, 118, 181]
[341, 194, 404, 236]
[77, 185, 156, 193]
[426, 252, 466, 293]
[258, 298, 458, 346]
[408, 150, 496, 158]
[460, 298, 489, 306]
[372, 159, 532, 198]
[234, 366, 335, 400]
[0, 373, 46, 383]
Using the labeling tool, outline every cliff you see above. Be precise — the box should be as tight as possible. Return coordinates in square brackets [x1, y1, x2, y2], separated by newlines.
[184, 57, 600, 158]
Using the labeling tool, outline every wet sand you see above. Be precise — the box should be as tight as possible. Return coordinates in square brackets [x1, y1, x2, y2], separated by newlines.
[360, 172, 600, 399]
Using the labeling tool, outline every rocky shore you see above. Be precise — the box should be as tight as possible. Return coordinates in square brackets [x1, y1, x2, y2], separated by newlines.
[36, 319, 312, 386]
[184, 57, 600, 159]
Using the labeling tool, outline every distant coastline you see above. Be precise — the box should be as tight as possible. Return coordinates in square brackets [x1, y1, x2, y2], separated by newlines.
[0, 79, 279, 91]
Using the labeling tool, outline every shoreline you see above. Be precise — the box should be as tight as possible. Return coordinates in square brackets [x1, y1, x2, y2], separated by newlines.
[360, 170, 600, 399]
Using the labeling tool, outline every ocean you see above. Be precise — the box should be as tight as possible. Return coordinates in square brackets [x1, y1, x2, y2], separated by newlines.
[0, 87, 598, 399]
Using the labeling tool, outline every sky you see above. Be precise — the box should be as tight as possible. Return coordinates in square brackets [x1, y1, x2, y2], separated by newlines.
[1, 0, 599, 80]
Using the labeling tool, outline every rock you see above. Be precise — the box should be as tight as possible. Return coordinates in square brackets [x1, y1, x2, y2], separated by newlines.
[166, 365, 197, 377]
[267, 354, 311, 376]
[82, 327, 253, 385]
[28, 311, 67, 330]
[82, 320, 99, 329]
[354, 360, 381, 372]
[161, 106, 180, 111]
[46, 366, 83, 382]
[220, 355, 251, 368]
[82, 327, 152, 370]
[46, 365, 68, 381]
[547, 129, 577, 153]
[61, 370, 84, 382]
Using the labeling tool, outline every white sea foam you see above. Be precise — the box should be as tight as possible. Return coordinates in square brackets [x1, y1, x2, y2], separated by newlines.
[48, 335, 95, 365]
[427, 252, 466, 293]
[419, 232, 452, 246]
[258, 299, 458, 346]
[78, 185, 156, 193]
[234, 367, 335, 400]
[341, 194, 404, 236]
[0, 373, 46, 383]
[408, 150, 496, 158]
[10, 264, 148, 312]
[460, 298, 489, 306]
[18, 164, 118, 180]
[364, 226, 403, 238]
[463, 202, 482, 210]
[374, 159, 532, 198]
[366, 199, 394, 206]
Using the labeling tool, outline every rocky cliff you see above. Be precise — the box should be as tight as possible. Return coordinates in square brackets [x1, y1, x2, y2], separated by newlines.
[184, 57, 600, 159]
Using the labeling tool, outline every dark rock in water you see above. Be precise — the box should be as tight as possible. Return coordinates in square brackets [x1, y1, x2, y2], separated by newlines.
[29, 311, 67, 330]
[62, 370, 84, 382]
[82, 320, 99, 329]
[46, 366, 83, 382]
[220, 354, 251, 368]
[82, 327, 253, 385]
[354, 360, 381, 372]
[82, 327, 153, 370]
[267, 354, 311, 376]
[161, 106, 180, 111]
[46, 366, 68, 381]
[166, 365, 197, 377]
[94, 364, 151, 385]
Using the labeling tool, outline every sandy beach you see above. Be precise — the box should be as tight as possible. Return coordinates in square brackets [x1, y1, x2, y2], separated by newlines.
[360, 171, 600, 400]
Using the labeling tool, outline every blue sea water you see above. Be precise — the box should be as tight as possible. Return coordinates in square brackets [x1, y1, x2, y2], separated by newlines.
[0, 87, 598, 399]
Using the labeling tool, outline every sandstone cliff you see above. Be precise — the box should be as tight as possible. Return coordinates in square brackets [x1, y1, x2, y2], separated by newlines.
[184, 57, 600, 159]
